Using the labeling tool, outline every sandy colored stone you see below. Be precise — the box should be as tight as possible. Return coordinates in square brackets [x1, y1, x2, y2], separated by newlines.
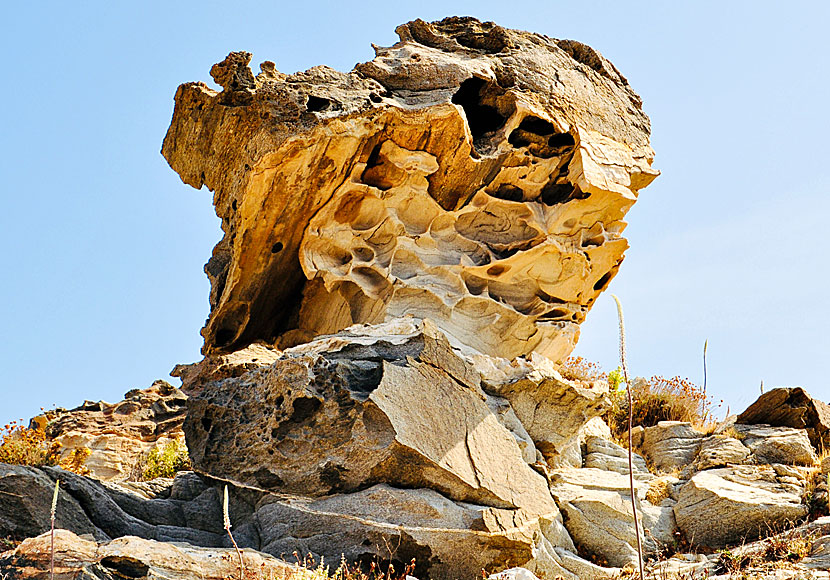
[548, 468, 674, 566]
[0, 529, 293, 580]
[673, 465, 808, 548]
[642, 421, 704, 472]
[184, 320, 557, 514]
[256, 483, 574, 580]
[477, 352, 610, 465]
[733, 424, 818, 466]
[693, 436, 750, 470]
[162, 17, 657, 360]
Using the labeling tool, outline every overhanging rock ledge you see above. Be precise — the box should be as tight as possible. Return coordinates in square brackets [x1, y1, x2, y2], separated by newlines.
[162, 16, 658, 361]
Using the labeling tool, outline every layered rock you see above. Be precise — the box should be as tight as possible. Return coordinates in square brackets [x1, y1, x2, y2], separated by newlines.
[182, 319, 609, 577]
[162, 16, 657, 361]
[673, 465, 808, 548]
[0, 530, 292, 580]
[31, 381, 187, 481]
[738, 387, 830, 450]
[158, 16, 658, 577]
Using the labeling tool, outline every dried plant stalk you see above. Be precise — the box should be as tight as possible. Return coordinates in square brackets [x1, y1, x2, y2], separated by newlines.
[611, 294, 645, 580]
[224, 485, 245, 580]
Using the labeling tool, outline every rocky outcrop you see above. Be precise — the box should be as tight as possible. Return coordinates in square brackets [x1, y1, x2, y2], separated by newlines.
[641, 421, 704, 472]
[673, 465, 808, 548]
[548, 467, 676, 567]
[734, 424, 818, 466]
[162, 16, 657, 361]
[181, 318, 614, 578]
[32, 381, 187, 481]
[0, 530, 292, 580]
[692, 435, 750, 470]
[738, 387, 830, 450]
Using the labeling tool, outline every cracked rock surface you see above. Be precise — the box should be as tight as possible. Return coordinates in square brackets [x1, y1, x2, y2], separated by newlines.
[162, 16, 657, 360]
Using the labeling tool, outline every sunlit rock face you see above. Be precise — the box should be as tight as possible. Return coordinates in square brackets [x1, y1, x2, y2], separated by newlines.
[162, 16, 657, 360]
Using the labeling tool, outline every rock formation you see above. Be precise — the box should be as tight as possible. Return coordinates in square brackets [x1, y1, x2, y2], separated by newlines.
[162, 16, 658, 361]
[737, 387, 830, 450]
[156, 17, 660, 576]
[30, 381, 187, 481]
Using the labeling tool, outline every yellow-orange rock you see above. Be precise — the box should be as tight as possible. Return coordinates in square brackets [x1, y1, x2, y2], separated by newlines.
[162, 16, 657, 360]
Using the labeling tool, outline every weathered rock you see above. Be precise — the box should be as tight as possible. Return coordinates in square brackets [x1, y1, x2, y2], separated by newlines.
[548, 468, 674, 567]
[583, 435, 651, 479]
[0, 464, 104, 542]
[641, 421, 704, 472]
[172, 342, 282, 395]
[34, 381, 188, 481]
[673, 465, 808, 548]
[256, 483, 574, 580]
[0, 530, 293, 580]
[162, 17, 657, 360]
[693, 436, 750, 470]
[0, 465, 238, 550]
[738, 387, 830, 450]
[476, 353, 610, 466]
[822, 455, 830, 476]
[732, 424, 818, 466]
[185, 320, 558, 516]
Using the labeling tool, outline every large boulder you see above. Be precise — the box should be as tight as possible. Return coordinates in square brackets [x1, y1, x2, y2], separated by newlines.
[673, 465, 808, 548]
[737, 387, 830, 450]
[185, 319, 557, 514]
[256, 483, 579, 580]
[162, 16, 657, 361]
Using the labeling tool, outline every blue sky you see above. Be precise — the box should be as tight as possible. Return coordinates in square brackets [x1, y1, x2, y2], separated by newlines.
[1, 1, 828, 426]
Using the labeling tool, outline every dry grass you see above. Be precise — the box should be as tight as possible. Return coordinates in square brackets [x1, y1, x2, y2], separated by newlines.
[605, 375, 714, 439]
[558, 356, 606, 383]
[0, 421, 60, 467]
[646, 478, 673, 505]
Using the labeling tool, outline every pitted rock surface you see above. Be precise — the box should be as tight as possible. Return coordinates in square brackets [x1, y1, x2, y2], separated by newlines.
[162, 16, 657, 360]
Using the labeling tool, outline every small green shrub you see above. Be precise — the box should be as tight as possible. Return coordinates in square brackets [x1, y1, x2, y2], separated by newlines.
[140, 440, 190, 480]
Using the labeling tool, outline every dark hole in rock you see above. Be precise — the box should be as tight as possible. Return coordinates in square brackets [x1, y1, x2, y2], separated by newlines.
[201, 417, 212, 432]
[548, 132, 576, 148]
[290, 397, 322, 422]
[593, 270, 615, 292]
[271, 241, 284, 253]
[451, 77, 507, 141]
[271, 427, 279, 439]
[320, 463, 347, 491]
[214, 327, 237, 348]
[231, 200, 237, 210]
[486, 264, 508, 276]
[541, 181, 585, 206]
[517, 116, 556, 136]
[306, 95, 331, 112]
[254, 467, 284, 488]
[369, 92, 382, 103]
[100, 556, 150, 578]
[274, 395, 284, 407]
[490, 184, 524, 202]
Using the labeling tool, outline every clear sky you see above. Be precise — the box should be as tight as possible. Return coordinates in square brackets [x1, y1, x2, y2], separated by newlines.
[1, 1, 828, 427]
